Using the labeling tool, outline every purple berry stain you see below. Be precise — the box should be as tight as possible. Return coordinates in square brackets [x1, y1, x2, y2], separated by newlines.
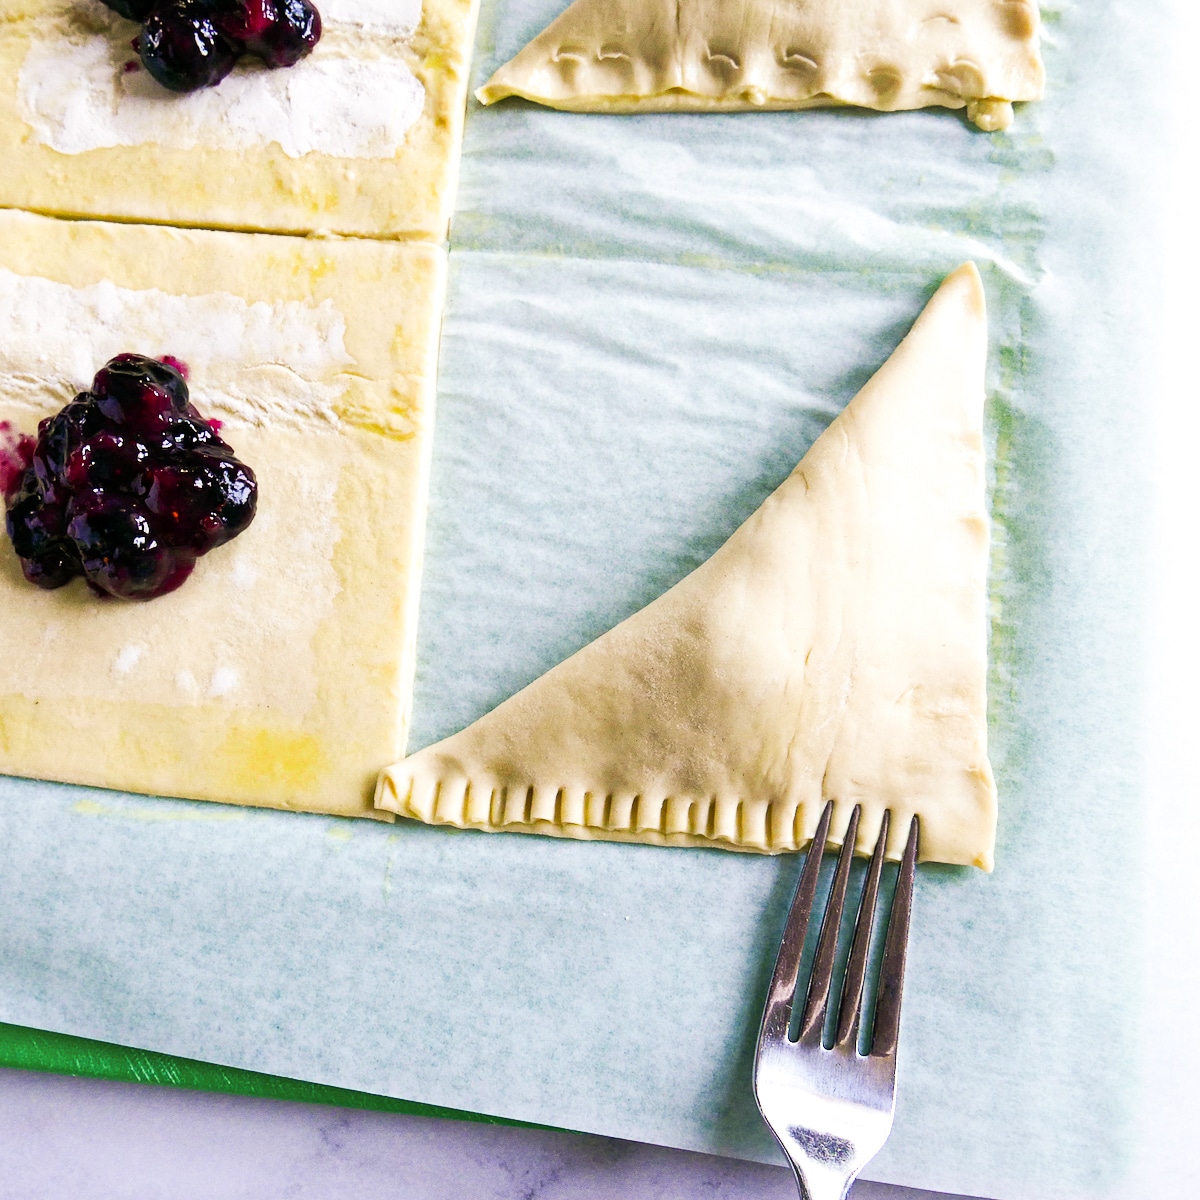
[0, 422, 36, 499]
[4, 355, 257, 601]
[160, 355, 190, 379]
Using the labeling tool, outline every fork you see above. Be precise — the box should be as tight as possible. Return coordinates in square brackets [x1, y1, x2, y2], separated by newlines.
[753, 801, 920, 1200]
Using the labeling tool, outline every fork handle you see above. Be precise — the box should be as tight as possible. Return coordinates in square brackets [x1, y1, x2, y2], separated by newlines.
[785, 1159, 856, 1200]
[774, 1127, 860, 1200]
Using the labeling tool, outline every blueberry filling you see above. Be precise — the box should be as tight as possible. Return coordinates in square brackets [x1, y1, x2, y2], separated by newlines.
[139, 3, 241, 93]
[100, 0, 321, 93]
[241, 0, 323, 69]
[4, 354, 257, 601]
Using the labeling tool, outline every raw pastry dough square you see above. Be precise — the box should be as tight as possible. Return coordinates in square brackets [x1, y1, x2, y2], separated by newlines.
[0, 0, 479, 238]
[0, 207, 445, 817]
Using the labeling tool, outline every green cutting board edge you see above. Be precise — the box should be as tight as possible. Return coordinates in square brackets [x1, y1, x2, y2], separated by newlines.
[0, 1021, 548, 1128]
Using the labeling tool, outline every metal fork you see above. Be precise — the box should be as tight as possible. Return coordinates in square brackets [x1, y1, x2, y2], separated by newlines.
[753, 801, 920, 1200]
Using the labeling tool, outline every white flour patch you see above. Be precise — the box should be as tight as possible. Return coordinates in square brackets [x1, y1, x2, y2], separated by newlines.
[0, 268, 353, 430]
[18, 16, 425, 159]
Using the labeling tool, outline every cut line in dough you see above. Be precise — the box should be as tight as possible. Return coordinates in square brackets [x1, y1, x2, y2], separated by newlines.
[477, 0, 1043, 131]
[376, 263, 997, 868]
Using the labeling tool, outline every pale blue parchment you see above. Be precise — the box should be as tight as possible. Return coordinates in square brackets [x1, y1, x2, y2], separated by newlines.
[0, 2, 1177, 1197]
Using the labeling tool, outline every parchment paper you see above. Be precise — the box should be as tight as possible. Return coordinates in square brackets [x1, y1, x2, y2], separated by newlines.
[0, 1, 1187, 1198]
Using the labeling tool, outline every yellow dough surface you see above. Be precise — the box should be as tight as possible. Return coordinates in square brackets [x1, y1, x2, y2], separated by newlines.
[0, 208, 445, 817]
[377, 264, 996, 868]
[0, 0, 479, 238]
[478, 0, 1043, 131]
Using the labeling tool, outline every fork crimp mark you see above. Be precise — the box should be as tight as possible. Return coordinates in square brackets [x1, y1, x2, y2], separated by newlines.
[753, 804, 921, 1200]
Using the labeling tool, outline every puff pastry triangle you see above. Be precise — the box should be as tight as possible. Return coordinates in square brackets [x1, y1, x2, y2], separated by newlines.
[478, 0, 1043, 131]
[377, 263, 997, 867]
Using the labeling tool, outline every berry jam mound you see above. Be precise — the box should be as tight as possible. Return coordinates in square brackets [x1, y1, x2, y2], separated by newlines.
[139, 3, 241, 93]
[101, 0, 322, 93]
[5, 355, 257, 601]
[241, 0, 322, 69]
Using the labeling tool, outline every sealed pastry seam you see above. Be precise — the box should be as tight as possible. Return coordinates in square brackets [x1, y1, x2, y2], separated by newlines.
[478, 0, 1043, 130]
[377, 263, 998, 868]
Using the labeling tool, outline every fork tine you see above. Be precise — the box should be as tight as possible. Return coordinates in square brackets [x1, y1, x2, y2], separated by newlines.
[797, 804, 861, 1045]
[758, 801, 833, 1047]
[833, 809, 890, 1050]
[868, 815, 920, 1059]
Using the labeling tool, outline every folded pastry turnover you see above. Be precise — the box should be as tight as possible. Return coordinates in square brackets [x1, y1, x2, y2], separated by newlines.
[478, 0, 1043, 131]
[377, 263, 997, 868]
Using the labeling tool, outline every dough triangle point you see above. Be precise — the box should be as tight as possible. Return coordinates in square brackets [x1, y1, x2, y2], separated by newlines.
[378, 264, 997, 868]
[477, 0, 1043, 130]
[478, 0, 683, 108]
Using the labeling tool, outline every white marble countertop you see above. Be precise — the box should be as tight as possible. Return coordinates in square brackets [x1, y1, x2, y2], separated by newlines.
[0, 1067, 979, 1200]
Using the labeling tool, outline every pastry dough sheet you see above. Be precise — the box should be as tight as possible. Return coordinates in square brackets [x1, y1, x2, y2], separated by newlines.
[0, 0, 479, 238]
[0, 210, 445, 816]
